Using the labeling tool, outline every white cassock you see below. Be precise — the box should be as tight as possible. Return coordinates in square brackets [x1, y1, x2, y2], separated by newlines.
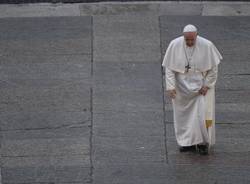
[162, 35, 222, 148]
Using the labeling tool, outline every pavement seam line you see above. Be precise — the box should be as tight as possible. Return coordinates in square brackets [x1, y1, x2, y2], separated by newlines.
[89, 15, 94, 184]
[158, 15, 169, 164]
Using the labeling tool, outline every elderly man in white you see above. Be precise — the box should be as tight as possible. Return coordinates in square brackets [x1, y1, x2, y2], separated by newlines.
[162, 24, 222, 155]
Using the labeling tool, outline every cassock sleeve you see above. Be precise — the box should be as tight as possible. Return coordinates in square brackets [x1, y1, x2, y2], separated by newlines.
[165, 67, 176, 90]
[204, 64, 218, 88]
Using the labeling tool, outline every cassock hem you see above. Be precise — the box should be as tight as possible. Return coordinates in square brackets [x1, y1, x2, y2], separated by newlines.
[177, 140, 209, 147]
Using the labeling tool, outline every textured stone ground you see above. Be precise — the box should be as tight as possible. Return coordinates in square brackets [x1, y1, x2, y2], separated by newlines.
[1, 0, 250, 4]
[0, 2, 250, 184]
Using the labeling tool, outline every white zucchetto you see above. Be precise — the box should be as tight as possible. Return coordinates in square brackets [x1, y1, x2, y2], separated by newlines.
[183, 24, 198, 33]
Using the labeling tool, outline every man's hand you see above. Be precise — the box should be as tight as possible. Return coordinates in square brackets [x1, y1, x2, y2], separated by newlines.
[199, 86, 209, 96]
[167, 89, 177, 99]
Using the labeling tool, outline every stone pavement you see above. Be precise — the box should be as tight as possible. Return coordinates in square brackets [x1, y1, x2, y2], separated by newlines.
[0, 1, 250, 184]
[1, 0, 250, 5]
[2, 2, 250, 17]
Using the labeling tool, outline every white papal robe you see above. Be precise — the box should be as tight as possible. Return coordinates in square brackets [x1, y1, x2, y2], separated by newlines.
[162, 35, 222, 148]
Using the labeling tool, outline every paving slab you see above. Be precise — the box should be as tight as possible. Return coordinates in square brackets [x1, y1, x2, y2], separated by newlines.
[93, 134, 165, 164]
[93, 61, 163, 113]
[92, 14, 168, 184]
[0, 59, 91, 80]
[0, 16, 92, 183]
[2, 166, 90, 183]
[93, 62, 162, 91]
[0, 16, 92, 55]
[0, 83, 90, 112]
[0, 3, 80, 17]
[0, 111, 90, 131]
[0, 53, 90, 65]
[93, 162, 250, 184]
[0, 16, 90, 39]
[1, 2, 250, 18]
[93, 88, 163, 113]
[80, 2, 203, 16]
[93, 14, 161, 63]
[2, 137, 89, 157]
[93, 111, 163, 137]
[203, 3, 250, 16]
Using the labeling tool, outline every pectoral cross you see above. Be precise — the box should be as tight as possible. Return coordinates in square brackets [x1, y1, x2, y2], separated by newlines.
[185, 63, 191, 72]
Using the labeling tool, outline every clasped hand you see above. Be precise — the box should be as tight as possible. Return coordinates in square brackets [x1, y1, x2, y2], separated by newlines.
[167, 89, 176, 99]
[199, 86, 209, 96]
[167, 86, 209, 99]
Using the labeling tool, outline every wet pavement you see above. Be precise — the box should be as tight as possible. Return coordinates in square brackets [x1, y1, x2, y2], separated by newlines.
[0, 2, 250, 184]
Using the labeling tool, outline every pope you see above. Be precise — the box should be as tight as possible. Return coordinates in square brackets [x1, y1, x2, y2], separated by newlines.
[162, 24, 223, 155]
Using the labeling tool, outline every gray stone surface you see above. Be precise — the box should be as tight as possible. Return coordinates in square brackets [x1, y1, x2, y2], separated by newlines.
[93, 14, 161, 63]
[92, 13, 168, 184]
[93, 111, 163, 137]
[0, 6, 250, 184]
[80, 2, 203, 16]
[2, 2, 250, 18]
[93, 62, 162, 91]
[0, 17, 91, 55]
[202, 4, 250, 16]
[0, 16, 92, 183]
[0, 3, 80, 17]
[93, 163, 250, 184]
[2, 166, 90, 183]
[93, 62, 163, 112]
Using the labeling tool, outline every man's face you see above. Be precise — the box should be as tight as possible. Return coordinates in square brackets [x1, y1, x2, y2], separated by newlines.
[184, 32, 197, 47]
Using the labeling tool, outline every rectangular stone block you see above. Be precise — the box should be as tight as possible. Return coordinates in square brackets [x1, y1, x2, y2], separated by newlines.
[2, 154, 90, 168]
[0, 16, 93, 183]
[0, 16, 92, 55]
[2, 166, 90, 183]
[93, 111, 164, 137]
[93, 88, 163, 113]
[93, 135, 165, 164]
[1, 137, 89, 157]
[93, 61, 162, 91]
[0, 58, 91, 80]
[0, 16, 91, 40]
[0, 110, 90, 131]
[0, 54, 91, 65]
[93, 15, 161, 63]
[0, 82, 90, 112]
